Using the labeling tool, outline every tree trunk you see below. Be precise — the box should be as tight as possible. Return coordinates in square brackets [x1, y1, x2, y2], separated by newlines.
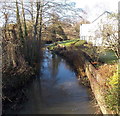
[31, 0, 41, 65]
[33, 1, 40, 41]
[21, 0, 29, 60]
[22, 0, 28, 39]
[16, 0, 24, 44]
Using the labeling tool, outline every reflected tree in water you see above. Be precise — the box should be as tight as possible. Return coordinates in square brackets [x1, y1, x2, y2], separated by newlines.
[50, 54, 61, 81]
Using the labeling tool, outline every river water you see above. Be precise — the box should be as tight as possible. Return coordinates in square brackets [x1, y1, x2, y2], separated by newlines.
[18, 49, 96, 114]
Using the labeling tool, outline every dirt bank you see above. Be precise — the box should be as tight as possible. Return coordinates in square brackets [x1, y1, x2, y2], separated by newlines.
[2, 63, 35, 113]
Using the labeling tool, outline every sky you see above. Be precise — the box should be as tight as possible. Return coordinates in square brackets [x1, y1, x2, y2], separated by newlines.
[69, 0, 120, 22]
[0, 0, 119, 26]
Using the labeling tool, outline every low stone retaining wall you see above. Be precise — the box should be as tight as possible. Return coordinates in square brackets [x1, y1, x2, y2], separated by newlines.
[85, 61, 114, 115]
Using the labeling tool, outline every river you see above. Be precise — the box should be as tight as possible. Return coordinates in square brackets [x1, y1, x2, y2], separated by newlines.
[18, 49, 97, 114]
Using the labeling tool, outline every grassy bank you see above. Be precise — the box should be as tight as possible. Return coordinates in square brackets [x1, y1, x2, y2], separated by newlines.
[98, 50, 118, 64]
[97, 48, 119, 114]
[48, 39, 86, 50]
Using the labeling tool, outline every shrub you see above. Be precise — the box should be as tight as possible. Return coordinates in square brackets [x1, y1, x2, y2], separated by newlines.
[105, 67, 120, 114]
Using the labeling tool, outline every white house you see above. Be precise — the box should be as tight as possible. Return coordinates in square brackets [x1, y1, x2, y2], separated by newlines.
[80, 11, 117, 46]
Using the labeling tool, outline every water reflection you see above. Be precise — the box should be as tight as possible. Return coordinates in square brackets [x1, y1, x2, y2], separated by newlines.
[51, 53, 61, 80]
[18, 49, 96, 114]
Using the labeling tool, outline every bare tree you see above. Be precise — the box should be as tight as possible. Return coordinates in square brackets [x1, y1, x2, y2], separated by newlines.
[99, 13, 119, 58]
[16, 0, 24, 43]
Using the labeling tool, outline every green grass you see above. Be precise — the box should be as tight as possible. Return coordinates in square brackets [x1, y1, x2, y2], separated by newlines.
[48, 39, 86, 50]
[99, 50, 118, 63]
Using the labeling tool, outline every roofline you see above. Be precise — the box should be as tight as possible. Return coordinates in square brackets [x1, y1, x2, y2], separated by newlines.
[91, 11, 112, 23]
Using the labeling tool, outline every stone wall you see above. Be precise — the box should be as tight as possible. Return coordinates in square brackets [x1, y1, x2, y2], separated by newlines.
[85, 61, 114, 115]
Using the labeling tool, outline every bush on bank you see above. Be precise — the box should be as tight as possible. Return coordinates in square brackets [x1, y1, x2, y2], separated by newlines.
[2, 62, 35, 112]
[105, 66, 119, 114]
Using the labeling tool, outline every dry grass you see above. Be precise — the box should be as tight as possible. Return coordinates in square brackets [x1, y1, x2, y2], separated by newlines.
[97, 64, 117, 80]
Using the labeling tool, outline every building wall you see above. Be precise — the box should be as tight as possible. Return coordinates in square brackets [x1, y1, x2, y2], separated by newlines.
[80, 12, 117, 46]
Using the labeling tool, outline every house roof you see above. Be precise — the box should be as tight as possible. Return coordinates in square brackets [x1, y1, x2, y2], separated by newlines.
[91, 11, 112, 23]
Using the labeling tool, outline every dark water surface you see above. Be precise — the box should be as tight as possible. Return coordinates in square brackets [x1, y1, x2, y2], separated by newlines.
[19, 49, 96, 114]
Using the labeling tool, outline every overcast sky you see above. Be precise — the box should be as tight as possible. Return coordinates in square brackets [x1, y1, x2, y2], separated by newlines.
[69, 0, 119, 21]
